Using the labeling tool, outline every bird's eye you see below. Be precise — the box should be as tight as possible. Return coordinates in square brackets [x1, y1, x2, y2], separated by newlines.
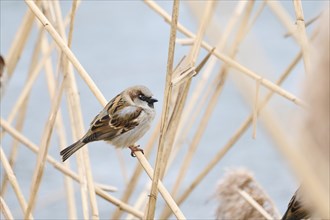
[138, 94, 145, 100]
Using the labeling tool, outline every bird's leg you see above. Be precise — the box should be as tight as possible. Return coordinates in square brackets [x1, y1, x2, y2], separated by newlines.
[129, 145, 144, 157]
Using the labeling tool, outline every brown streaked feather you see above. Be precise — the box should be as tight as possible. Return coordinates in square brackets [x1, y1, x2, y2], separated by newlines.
[84, 94, 143, 143]
[110, 107, 142, 130]
[90, 94, 127, 131]
[282, 189, 310, 220]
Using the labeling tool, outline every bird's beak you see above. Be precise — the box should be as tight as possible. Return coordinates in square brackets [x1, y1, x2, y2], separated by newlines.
[148, 97, 158, 104]
[146, 97, 158, 108]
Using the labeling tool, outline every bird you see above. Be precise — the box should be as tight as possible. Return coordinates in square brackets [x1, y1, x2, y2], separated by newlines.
[60, 85, 158, 162]
[282, 187, 310, 220]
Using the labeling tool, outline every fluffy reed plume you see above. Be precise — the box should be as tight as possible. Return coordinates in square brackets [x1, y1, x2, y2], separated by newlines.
[283, 7, 329, 220]
[215, 168, 279, 219]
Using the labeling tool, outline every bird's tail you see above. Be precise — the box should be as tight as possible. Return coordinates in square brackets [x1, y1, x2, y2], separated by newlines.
[60, 140, 86, 162]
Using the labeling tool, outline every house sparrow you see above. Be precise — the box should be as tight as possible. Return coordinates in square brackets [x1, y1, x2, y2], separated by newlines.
[60, 85, 157, 162]
[282, 187, 310, 220]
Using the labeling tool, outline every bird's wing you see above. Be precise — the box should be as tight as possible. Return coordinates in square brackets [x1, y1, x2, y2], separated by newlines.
[83, 96, 142, 143]
[282, 189, 310, 220]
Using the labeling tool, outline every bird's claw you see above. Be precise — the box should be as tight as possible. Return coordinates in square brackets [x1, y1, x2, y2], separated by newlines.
[129, 145, 144, 157]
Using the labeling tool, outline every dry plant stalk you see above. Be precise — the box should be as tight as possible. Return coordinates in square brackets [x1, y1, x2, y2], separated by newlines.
[161, 1, 257, 218]
[146, 1, 180, 219]
[163, 4, 257, 218]
[24, 0, 107, 106]
[24, 80, 65, 219]
[293, 0, 311, 74]
[167, 0, 216, 180]
[41, 3, 82, 217]
[5, 1, 39, 79]
[267, 0, 311, 74]
[252, 79, 261, 139]
[134, 151, 186, 220]
[50, 0, 99, 218]
[166, 2, 250, 193]
[42, 34, 77, 219]
[145, 0, 305, 107]
[0, 148, 33, 219]
[284, 13, 321, 38]
[0, 196, 14, 220]
[1, 27, 44, 196]
[215, 168, 279, 219]
[237, 189, 273, 219]
[171, 1, 254, 200]
[1, 42, 55, 138]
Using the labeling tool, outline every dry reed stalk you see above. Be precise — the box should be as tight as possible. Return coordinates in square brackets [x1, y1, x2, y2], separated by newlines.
[161, 1, 256, 216]
[1, 0, 79, 139]
[111, 120, 160, 219]
[145, 1, 179, 219]
[159, 50, 216, 180]
[4, 2, 39, 79]
[0, 196, 14, 220]
[266, 1, 297, 39]
[24, 78, 65, 219]
[94, 183, 117, 193]
[67, 0, 78, 48]
[42, 3, 82, 217]
[175, 38, 194, 45]
[0, 147, 33, 219]
[237, 189, 273, 219]
[168, 0, 254, 203]
[145, 0, 305, 107]
[165, 0, 216, 177]
[0, 27, 44, 196]
[292, 0, 311, 74]
[161, 50, 303, 219]
[215, 168, 278, 219]
[267, 0, 311, 74]
[0, 118, 144, 219]
[171, 1, 216, 86]
[252, 79, 261, 139]
[43, 1, 90, 218]
[126, 185, 150, 220]
[134, 151, 186, 219]
[166, 2, 250, 187]
[64, 43, 94, 220]
[0, 42, 56, 140]
[284, 13, 321, 38]
[187, 1, 217, 65]
[245, 1, 266, 36]
[115, 149, 128, 184]
[51, 1, 99, 218]
[24, 0, 107, 106]
[41, 33, 77, 219]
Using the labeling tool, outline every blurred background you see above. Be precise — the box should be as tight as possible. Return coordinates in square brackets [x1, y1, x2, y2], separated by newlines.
[0, 1, 327, 219]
